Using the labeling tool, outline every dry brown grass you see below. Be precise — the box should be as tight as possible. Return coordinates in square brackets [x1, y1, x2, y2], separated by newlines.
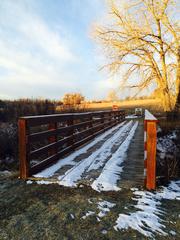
[56, 98, 163, 114]
[84, 99, 162, 112]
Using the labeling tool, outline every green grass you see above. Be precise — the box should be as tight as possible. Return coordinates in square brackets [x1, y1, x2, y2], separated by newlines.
[0, 177, 179, 240]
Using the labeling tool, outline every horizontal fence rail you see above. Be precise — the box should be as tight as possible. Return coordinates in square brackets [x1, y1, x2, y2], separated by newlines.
[19, 110, 125, 179]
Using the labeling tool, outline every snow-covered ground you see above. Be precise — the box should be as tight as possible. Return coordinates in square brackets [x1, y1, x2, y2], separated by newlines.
[157, 130, 178, 160]
[33, 120, 138, 191]
[81, 200, 116, 221]
[125, 114, 139, 119]
[0, 170, 11, 176]
[97, 200, 116, 218]
[115, 181, 180, 238]
[79, 181, 180, 238]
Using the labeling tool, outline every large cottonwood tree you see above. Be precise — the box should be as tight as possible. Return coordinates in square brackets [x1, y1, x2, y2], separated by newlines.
[95, 0, 180, 111]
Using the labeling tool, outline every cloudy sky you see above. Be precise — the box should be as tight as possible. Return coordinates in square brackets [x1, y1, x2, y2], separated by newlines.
[0, 0, 122, 100]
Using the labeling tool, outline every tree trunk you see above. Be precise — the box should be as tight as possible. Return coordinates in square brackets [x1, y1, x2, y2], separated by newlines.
[161, 89, 172, 112]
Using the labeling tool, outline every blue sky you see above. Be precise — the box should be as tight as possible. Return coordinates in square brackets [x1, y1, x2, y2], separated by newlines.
[0, 0, 120, 100]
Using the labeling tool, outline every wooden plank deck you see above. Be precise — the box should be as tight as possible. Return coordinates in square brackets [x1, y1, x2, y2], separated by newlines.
[118, 119, 144, 188]
[33, 119, 145, 189]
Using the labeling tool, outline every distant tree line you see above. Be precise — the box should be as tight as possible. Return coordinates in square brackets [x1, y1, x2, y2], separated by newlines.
[0, 98, 57, 122]
[0, 93, 86, 122]
[0, 94, 85, 170]
[0, 98, 58, 170]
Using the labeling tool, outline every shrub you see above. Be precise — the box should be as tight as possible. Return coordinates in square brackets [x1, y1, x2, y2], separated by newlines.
[0, 123, 18, 171]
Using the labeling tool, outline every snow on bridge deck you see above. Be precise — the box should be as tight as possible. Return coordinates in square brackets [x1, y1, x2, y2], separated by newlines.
[33, 118, 144, 191]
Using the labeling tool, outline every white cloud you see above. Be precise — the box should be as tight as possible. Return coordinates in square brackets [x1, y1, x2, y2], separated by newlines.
[0, 0, 114, 100]
[0, 0, 78, 99]
[19, 15, 75, 62]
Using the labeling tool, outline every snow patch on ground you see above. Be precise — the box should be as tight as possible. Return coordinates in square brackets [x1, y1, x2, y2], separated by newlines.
[91, 121, 139, 192]
[114, 191, 167, 237]
[0, 170, 11, 176]
[70, 213, 75, 219]
[82, 211, 95, 219]
[157, 130, 177, 160]
[97, 201, 116, 218]
[26, 180, 33, 184]
[169, 230, 176, 236]
[101, 229, 108, 234]
[26, 179, 60, 185]
[156, 181, 180, 200]
[114, 180, 180, 238]
[125, 114, 139, 119]
[81, 200, 116, 221]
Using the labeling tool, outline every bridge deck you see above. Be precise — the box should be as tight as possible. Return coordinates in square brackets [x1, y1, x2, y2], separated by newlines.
[119, 119, 144, 188]
[34, 119, 144, 190]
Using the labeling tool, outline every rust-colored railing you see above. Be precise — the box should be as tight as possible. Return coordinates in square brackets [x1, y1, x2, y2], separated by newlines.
[144, 109, 158, 190]
[18, 110, 125, 179]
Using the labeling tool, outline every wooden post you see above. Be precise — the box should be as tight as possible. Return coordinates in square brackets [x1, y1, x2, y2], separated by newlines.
[146, 121, 157, 190]
[101, 112, 104, 128]
[144, 120, 147, 187]
[109, 111, 112, 124]
[90, 113, 94, 136]
[116, 111, 119, 124]
[118, 111, 121, 122]
[123, 110, 125, 121]
[19, 119, 29, 179]
[48, 123, 57, 156]
[112, 111, 115, 123]
[119, 110, 125, 122]
[67, 117, 74, 148]
[144, 109, 157, 190]
[114, 111, 117, 123]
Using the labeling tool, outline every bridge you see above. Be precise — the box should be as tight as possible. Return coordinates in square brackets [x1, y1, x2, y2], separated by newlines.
[18, 110, 157, 191]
